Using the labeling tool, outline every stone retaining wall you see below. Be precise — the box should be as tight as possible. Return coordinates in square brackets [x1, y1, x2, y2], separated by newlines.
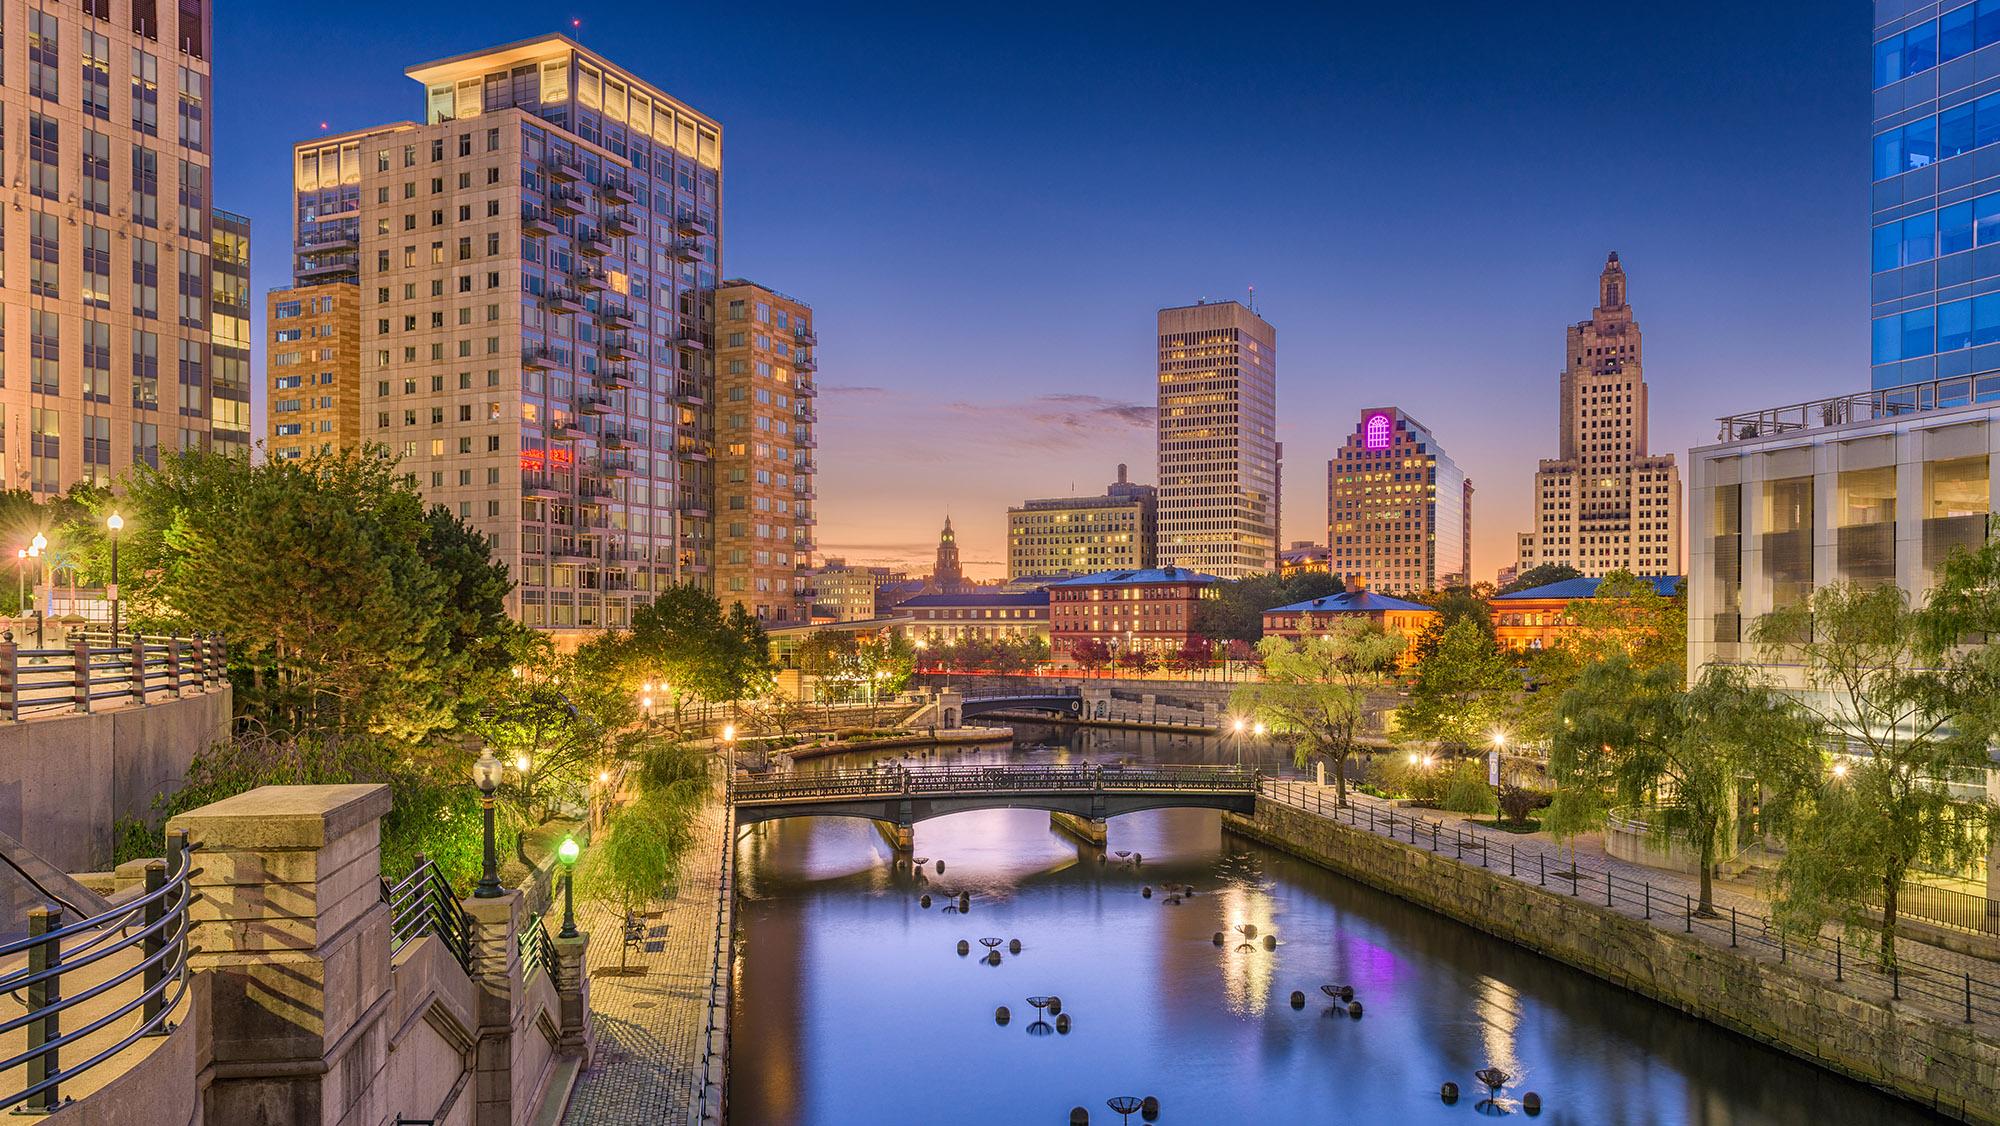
[1224, 799, 2000, 1124]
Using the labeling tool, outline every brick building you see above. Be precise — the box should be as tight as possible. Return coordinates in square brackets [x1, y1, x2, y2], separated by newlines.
[1048, 566, 1217, 659]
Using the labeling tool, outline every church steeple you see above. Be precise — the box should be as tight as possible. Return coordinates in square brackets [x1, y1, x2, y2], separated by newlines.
[928, 515, 965, 593]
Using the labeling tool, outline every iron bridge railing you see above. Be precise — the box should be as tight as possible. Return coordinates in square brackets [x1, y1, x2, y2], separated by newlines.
[0, 830, 195, 1113]
[384, 853, 473, 971]
[0, 633, 226, 722]
[731, 764, 1259, 804]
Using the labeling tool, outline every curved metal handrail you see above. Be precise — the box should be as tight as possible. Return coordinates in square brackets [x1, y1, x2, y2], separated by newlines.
[386, 856, 473, 971]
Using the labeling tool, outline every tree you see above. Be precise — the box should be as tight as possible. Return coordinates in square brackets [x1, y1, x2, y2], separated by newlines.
[1069, 638, 1111, 672]
[1411, 587, 1496, 666]
[1513, 570, 1688, 749]
[1500, 563, 1583, 595]
[579, 741, 711, 973]
[1551, 657, 1817, 914]
[1396, 616, 1516, 754]
[1167, 639, 1213, 673]
[1194, 571, 1341, 643]
[1754, 581, 1994, 968]
[619, 585, 771, 728]
[1231, 623, 1403, 806]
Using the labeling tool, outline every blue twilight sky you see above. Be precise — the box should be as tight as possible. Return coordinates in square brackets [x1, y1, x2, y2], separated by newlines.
[218, 1, 1868, 582]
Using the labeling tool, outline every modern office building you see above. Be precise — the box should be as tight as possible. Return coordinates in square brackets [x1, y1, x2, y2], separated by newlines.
[1007, 464, 1157, 579]
[1514, 255, 1683, 579]
[0, 3, 227, 492]
[713, 280, 816, 625]
[266, 284, 364, 459]
[1869, 2, 2000, 390]
[811, 558, 886, 623]
[277, 35, 725, 632]
[1327, 408, 1472, 595]
[210, 210, 253, 458]
[1155, 301, 1279, 578]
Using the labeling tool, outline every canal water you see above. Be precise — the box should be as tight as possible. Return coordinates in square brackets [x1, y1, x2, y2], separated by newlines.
[729, 724, 1944, 1125]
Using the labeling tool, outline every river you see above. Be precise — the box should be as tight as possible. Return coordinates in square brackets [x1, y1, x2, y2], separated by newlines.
[728, 723, 1944, 1125]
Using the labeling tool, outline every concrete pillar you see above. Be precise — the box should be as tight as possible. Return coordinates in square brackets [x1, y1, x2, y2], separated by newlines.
[463, 891, 524, 1126]
[937, 689, 963, 730]
[555, 934, 594, 1065]
[169, 783, 394, 1126]
[1050, 810, 1108, 847]
[874, 820, 913, 852]
[1082, 685, 1111, 721]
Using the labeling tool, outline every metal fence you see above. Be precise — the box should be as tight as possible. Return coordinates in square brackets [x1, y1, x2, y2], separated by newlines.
[1260, 780, 2000, 1028]
[690, 770, 735, 1126]
[385, 854, 472, 970]
[0, 830, 194, 1113]
[0, 633, 226, 721]
[1898, 881, 2000, 938]
[518, 917, 561, 989]
[732, 763, 1258, 805]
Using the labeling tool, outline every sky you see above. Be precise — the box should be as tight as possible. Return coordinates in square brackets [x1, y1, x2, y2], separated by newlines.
[218, 1, 1870, 583]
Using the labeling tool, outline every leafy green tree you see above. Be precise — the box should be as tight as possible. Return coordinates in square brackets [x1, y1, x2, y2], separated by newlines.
[1754, 581, 1994, 967]
[579, 741, 711, 972]
[619, 584, 772, 727]
[1513, 570, 1688, 749]
[1396, 616, 1516, 754]
[1231, 623, 1403, 806]
[1551, 657, 1816, 914]
[1194, 571, 1340, 643]
[1500, 563, 1583, 595]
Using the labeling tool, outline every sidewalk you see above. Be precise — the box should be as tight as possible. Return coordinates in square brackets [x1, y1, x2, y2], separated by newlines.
[1259, 780, 2000, 1030]
[561, 794, 729, 1125]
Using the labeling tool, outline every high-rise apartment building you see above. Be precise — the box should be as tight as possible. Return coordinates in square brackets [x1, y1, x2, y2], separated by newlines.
[713, 280, 816, 624]
[278, 35, 725, 632]
[1327, 408, 1471, 594]
[1514, 255, 1683, 579]
[210, 209, 253, 457]
[0, 2, 228, 492]
[1869, 3, 2000, 391]
[266, 284, 363, 458]
[1007, 464, 1157, 579]
[1155, 301, 1279, 578]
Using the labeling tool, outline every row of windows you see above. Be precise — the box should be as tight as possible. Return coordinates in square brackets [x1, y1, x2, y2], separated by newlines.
[1871, 188, 2000, 270]
[1869, 292, 2000, 361]
[1873, 1, 2000, 89]
[1871, 87, 2000, 181]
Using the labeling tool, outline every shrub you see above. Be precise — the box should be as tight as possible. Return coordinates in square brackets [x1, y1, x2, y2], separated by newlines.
[1439, 758, 1498, 815]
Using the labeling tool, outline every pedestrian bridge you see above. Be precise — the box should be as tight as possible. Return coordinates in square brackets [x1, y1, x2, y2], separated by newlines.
[729, 764, 1258, 838]
[954, 692, 1084, 721]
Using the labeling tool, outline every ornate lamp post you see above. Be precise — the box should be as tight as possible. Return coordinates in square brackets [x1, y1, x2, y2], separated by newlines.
[29, 533, 46, 647]
[14, 549, 25, 620]
[1232, 717, 1246, 767]
[473, 749, 504, 898]
[556, 836, 581, 939]
[106, 513, 123, 641]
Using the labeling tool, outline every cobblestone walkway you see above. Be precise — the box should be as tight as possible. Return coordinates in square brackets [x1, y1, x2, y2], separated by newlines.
[1260, 779, 2000, 1030]
[562, 795, 730, 1125]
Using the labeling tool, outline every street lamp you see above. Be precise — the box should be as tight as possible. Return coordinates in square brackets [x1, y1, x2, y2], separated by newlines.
[472, 749, 504, 898]
[1830, 759, 1850, 780]
[28, 533, 46, 647]
[13, 549, 25, 620]
[106, 513, 123, 641]
[1231, 717, 1247, 767]
[556, 836, 581, 939]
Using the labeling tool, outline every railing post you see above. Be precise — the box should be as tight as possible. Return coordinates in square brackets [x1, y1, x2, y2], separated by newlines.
[1539, 853, 1545, 887]
[0, 636, 18, 722]
[1685, 894, 1693, 932]
[1730, 906, 1738, 947]
[1606, 871, 1613, 907]
[1966, 972, 1974, 1023]
[1643, 882, 1650, 919]
[166, 637, 182, 693]
[72, 636, 90, 714]
[141, 857, 168, 1031]
[24, 903, 62, 1113]
[191, 633, 207, 685]
[130, 635, 147, 705]
[1836, 935, 1843, 981]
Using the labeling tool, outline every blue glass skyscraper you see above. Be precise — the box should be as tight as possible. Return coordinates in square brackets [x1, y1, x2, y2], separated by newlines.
[1870, 2, 2000, 389]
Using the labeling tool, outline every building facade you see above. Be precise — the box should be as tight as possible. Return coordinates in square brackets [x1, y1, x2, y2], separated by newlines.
[811, 558, 885, 622]
[1156, 301, 1279, 578]
[713, 280, 815, 625]
[1007, 464, 1157, 579]
[266, 284, 363, 458]
[1048, 566, 1218, 658]
[1514, 255, 1683, 580]
[1869, 2, 2000, 390]
[1327, 408, 1471, 594]
[923, 516, 972, 593]
[1491, 573, 1682, 654]
[1260, 589, 1435, 661]
[281, 36, 726, 632]
[210, 209, 253, 457]
[0, 2, 229, 493]
[1277, 541, 1331, 578]
[899, 590, 1049, 647]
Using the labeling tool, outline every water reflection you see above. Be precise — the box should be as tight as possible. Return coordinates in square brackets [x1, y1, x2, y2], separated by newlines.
[732, 729, 1943, 1126]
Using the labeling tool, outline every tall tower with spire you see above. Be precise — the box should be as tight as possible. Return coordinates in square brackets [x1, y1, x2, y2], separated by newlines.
[927, 516, 967, 593]
[1513, 254, 1683, 580]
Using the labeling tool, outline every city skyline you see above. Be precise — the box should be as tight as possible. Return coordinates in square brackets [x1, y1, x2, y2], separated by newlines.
[213, 1, 1868, 583]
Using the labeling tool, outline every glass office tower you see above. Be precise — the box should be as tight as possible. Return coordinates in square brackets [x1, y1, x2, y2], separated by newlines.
[1870, 2, 2000, 390]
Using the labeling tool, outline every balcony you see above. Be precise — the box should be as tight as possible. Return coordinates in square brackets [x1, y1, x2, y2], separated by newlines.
[600, 177, 638, 206]
[523, 345, 560, 371]
[522, 206, 559, 237]
[548, 184, 588, 215]
[572, 267, 609, 292]
[554, 542, 595, 560]
[601, 428, 632, 450]
[546, 419, 585, 442]
[580, 479, 616, 500]
[599, 364, 638, 389]
[796, 429, 818, 448]
[675, 212, 713, 236]
[795, 327, 818, 346]
[599, 456, 637, 479]
[795, 511, 818, 526]
[795, 403, 818, 423]
[601, 304, 637, 330]
[297, 253, 360, 278]
[548, 155, 584, 182]
[577, 393, 613, 415]
[1716, 373, 2000, 445]
[666, 239, 701, 261]
[680, 500, 712, 518]
[794, 351, 818, 372]
[603, 209, 640, 237]
[543, 286, 586, 314]
[675, 332, 708, 352]
[523, 475, 565, 499]
[603, 335, 640, 362]
[678, 439, 713, 462]
[297, 228, 358, 252]
[675, 380, 708, 405]
[577, 229, 612, 257]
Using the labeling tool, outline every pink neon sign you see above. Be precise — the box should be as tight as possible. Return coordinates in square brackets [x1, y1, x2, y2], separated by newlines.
[1363, 412, 1393, 451]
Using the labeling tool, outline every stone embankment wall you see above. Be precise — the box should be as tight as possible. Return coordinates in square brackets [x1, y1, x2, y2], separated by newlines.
[1224, 799, 2000, 1124]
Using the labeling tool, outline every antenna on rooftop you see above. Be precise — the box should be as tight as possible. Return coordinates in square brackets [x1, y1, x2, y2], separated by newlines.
[1248, 285, 1257, 312]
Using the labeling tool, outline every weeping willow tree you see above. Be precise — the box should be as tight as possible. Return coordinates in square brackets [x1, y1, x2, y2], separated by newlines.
[578, 740, 713, 973]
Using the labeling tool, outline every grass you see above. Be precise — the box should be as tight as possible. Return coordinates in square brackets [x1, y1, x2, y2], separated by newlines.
[1472, 817, 1543, 834]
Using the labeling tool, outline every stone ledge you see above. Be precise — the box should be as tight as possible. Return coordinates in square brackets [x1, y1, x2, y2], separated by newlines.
[170, 783, 393, 849]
